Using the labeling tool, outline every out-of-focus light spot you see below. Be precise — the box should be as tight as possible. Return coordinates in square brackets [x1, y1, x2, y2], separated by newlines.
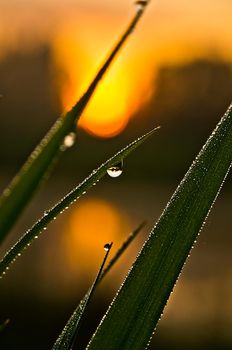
[52, 17, 155, 138]
[60, 132, 76, 151]
[63, 197, 130, 282]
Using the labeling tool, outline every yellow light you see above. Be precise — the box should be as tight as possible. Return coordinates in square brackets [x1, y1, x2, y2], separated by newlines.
[63, 197, 130, 281]
[51, 16, 154, 138]
[79, 67, 130, 137]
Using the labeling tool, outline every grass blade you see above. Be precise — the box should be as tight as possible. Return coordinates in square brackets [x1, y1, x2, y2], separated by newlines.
[100, 221, 146, 281]
[0, 4, 149, 244]
[0, 128, 158, 278]
[69, 243, 113, 350]
[86, 104, 232, 350]
[52, 222, 145, 350]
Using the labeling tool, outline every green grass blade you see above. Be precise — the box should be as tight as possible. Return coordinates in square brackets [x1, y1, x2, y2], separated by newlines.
[100, 221, 146, 281]
[0, 5, 148, 244]
[86, 104, 232, 350]
[69, 243, 113, 350]
[0, 128, 158, 278]
[52, 222, 145, 350]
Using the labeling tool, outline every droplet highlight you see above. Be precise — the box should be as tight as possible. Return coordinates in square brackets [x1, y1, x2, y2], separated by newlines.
[60, 132, 76, 151]
[134, 0, 148, 12]
[107, 161, 123, 178]
[104, 243, 111, 252]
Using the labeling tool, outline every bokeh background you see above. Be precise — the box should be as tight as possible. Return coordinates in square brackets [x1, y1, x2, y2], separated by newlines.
[0, 0, 232, 349]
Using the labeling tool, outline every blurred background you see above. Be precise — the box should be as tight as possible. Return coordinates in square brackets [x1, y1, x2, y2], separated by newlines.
[0, 0, 232, 349]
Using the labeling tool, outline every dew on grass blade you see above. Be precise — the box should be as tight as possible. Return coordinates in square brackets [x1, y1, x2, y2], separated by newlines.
[104, 243, 112, 252]
[107, 161, 123, 178]
[134, 0, 148, 12]
[3, 188, 11, 197]
[60, 132, 76, 151]
[68, 242, 113, 350]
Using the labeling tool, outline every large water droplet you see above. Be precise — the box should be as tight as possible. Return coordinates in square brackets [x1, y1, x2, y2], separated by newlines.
[107, 161, 123, 178]
[60, 132, 76, 151]
[134, 0, 148, 12]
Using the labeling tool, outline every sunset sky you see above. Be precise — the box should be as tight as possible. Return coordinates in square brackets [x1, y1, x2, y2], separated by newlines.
[1, 0, 232, 137]
[1, 4, 232, 347]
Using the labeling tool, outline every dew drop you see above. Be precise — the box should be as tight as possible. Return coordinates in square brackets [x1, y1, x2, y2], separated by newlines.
[60, 132, 76, 151]
[134, 0, 148, 12]
[3, 188, 11, 197]
[107, 161, 123, 178]
[104, 243, 111, 252]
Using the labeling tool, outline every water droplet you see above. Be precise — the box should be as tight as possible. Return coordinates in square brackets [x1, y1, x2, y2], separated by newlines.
[107, 161, 123, 178]
[44, 211, 49, 216]
[134, 0, 148, 12]
[104, 243, 111, 252]
[3, 188, 11, 197]
[35, 235, 38, 239]
[60, 132, 76, 151]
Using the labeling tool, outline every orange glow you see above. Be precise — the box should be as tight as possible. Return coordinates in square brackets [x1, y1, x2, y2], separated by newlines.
[63, 197, 130, 281]
[52, 16, 155, 138]
[51, 3, 232, 139]
[1, 2, 232, 136]
[78, 72, 130, 138]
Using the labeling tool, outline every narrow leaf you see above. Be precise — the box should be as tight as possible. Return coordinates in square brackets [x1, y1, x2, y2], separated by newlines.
[100, 221, 146, 281]
[87, 104, 232, 350]
[0, 128, 158, 278]
[53, 222, 145, 350]
[69, 243, 113, 350]
[0, 5, 148, 243]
